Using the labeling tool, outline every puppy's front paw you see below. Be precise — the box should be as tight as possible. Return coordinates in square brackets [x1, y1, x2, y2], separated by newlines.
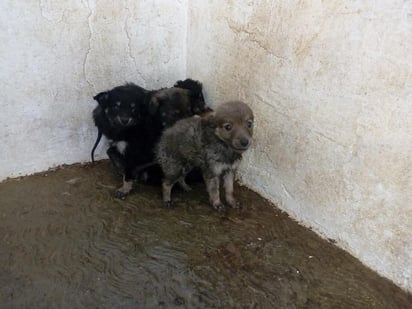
[227, 199, 241, 209]
[163, 201, 174, 208]
[226, 195, 242, 208]
[114, 190, 128, 200]
[212, 202, 226, 212]
[115, 181, 133, 200]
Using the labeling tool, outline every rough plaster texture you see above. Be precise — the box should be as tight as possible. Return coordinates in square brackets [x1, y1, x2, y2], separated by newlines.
[0, 0, 187, 179]
[187, 1, 412, 292]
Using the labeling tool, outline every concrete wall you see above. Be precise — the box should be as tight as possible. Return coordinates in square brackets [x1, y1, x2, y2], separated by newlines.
[187, 1, 412, 292]
[0, 0, 187, 179]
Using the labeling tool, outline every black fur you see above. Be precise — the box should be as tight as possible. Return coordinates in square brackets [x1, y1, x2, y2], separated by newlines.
[91, 83, 147, 162]
[91, 78, 209, 198]
[174, 78, 206, 113]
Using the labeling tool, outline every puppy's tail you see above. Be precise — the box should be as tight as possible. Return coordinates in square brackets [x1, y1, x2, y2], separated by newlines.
[91, 130, 103, 163]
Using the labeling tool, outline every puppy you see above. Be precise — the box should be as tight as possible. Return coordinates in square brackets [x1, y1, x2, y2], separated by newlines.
[91, 83, 147, 163]
[157, 101, 254, 211]
[91, 79, 209, 198]
[147, 86, 209, 130]
[91, 79, 207, 162]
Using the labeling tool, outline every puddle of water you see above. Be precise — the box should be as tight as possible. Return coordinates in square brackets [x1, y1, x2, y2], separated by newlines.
[0, 161, 411, 308]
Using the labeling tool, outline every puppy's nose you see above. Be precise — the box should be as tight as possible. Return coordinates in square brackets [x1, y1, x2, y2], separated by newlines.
[240, 138, 249, 147]
[120, 117, 130, 125]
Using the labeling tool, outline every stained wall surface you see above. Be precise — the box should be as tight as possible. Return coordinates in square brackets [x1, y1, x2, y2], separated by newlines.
[0, 0, 187, 179]
[187, 1, 412, 292]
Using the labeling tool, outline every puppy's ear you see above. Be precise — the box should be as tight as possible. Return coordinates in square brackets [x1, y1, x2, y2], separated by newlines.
[175, 79, 203, 95]
[93, 92, 109, 106]
[203, 112, 217, 129]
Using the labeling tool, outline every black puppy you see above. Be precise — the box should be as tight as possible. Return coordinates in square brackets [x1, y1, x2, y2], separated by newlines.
[91, 79, 209, 199]
[91, 83, 147, 163]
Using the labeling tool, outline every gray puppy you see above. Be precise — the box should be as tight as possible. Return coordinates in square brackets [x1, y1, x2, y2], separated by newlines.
[157, 101, 254, 211]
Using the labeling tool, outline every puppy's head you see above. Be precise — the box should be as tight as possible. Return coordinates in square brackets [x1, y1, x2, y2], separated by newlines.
[149, 87, 209, 128]
[174, 78, 209, 115]
[94, 83, 145, 128]
[208, 101, 254, 153]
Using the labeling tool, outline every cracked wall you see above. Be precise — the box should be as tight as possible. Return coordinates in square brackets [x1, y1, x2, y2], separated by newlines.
[187, 1, 412, 292]
[0, 0, 187, 178]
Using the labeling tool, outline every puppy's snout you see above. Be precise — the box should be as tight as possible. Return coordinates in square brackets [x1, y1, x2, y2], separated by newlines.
[118, 116, 131, 126]
[240, 138, 249, 148]
[232, 136, 251, 152]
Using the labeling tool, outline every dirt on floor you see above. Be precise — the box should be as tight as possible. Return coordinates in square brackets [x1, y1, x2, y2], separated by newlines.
[0, 161, 411, 308]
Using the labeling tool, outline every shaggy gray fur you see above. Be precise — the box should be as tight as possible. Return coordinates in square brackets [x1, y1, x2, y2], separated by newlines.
[157, 101, 254, 211]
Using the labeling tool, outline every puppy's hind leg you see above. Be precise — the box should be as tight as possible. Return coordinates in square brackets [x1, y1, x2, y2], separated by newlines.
[107, 146, 125, 175]
[223, 170, 240, 208]
[162, 178, 177, 208]
[205, 176, 225, 212]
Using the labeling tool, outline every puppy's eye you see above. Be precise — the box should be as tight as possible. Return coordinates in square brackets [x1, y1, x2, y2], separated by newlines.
[224, 123, 232, 131]
[247, 120, 253, 128]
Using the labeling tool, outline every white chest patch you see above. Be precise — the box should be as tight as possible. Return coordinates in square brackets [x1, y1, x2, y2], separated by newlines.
[212, 160, 240, 176]
[115, 141, 128, 155]
[232, 159, 241, 170]
[212, 162, 229, 175]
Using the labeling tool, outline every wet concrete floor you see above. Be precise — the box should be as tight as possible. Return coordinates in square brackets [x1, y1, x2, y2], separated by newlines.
[0, 161, 411, 308]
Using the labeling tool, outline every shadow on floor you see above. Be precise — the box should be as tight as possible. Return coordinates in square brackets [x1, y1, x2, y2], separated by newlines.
[0, 161, 411, 308]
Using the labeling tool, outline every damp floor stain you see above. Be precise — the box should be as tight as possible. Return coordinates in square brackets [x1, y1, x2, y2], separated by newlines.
[0, 161, 411, 308]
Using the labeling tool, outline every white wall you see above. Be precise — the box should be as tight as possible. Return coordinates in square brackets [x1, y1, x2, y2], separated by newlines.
[0, 0, 187, 179]
[187, 1, 412, 292]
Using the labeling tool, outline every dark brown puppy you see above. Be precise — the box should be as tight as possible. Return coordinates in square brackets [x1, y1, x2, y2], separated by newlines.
[157, 101, 254, 211]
